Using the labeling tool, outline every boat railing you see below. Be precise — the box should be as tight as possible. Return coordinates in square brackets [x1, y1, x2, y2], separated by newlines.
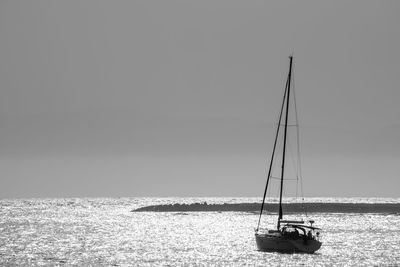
[279, 220, 305, 224]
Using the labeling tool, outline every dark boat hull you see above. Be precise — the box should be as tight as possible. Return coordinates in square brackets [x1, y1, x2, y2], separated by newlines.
[255, 232, 321, 254]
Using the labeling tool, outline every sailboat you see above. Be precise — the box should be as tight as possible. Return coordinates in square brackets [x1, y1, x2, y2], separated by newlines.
[254, 56, 322, 253]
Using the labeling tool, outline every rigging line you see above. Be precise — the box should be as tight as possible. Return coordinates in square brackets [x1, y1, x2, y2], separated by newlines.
[290, 62, 299, 202]
[285, 131, 300, 200]
[286, 137, 299, 176]
[275, 184, 281, 213]
[292, 63, 300, 208]
[292, 62, 307, 217]
[289, 140, 299, 199]
[256, 64, 290, 232]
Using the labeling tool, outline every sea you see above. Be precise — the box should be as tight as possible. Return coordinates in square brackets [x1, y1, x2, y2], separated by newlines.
[1, 197, 400, 266]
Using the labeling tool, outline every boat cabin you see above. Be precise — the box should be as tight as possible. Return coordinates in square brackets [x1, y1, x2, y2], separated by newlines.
[281, 223, 321, 241]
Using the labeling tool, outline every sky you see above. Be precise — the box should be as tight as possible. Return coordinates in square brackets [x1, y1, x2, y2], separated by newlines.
[0, 1, 399, 198]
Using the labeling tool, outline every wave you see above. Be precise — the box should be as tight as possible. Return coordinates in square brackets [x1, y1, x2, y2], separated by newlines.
[132, 202, 400, 213]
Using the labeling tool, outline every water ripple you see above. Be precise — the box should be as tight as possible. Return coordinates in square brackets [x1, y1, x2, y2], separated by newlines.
[1, 198, 399, 266]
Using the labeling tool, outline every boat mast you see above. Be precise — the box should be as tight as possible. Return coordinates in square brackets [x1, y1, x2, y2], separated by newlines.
[278, 56, 293, 230]
[256, 71, 289, 232]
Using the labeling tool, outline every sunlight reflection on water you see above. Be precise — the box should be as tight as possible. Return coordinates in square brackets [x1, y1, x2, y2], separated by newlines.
[1, 198, 399, 266]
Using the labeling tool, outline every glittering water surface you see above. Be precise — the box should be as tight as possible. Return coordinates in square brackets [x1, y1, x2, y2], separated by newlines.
[1, 198, 399, 266]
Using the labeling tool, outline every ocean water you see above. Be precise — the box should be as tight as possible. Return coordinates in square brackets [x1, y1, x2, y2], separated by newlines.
[1, 197, 400, 266]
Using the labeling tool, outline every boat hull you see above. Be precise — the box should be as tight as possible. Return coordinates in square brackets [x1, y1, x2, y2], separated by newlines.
[255, 233, 321, 254]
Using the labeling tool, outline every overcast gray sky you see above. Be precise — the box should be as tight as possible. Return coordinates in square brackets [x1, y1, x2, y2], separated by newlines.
[1, 1, 399, 198]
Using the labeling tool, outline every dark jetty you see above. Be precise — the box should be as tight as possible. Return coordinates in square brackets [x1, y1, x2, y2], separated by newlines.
[132, 202, 400, 213]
